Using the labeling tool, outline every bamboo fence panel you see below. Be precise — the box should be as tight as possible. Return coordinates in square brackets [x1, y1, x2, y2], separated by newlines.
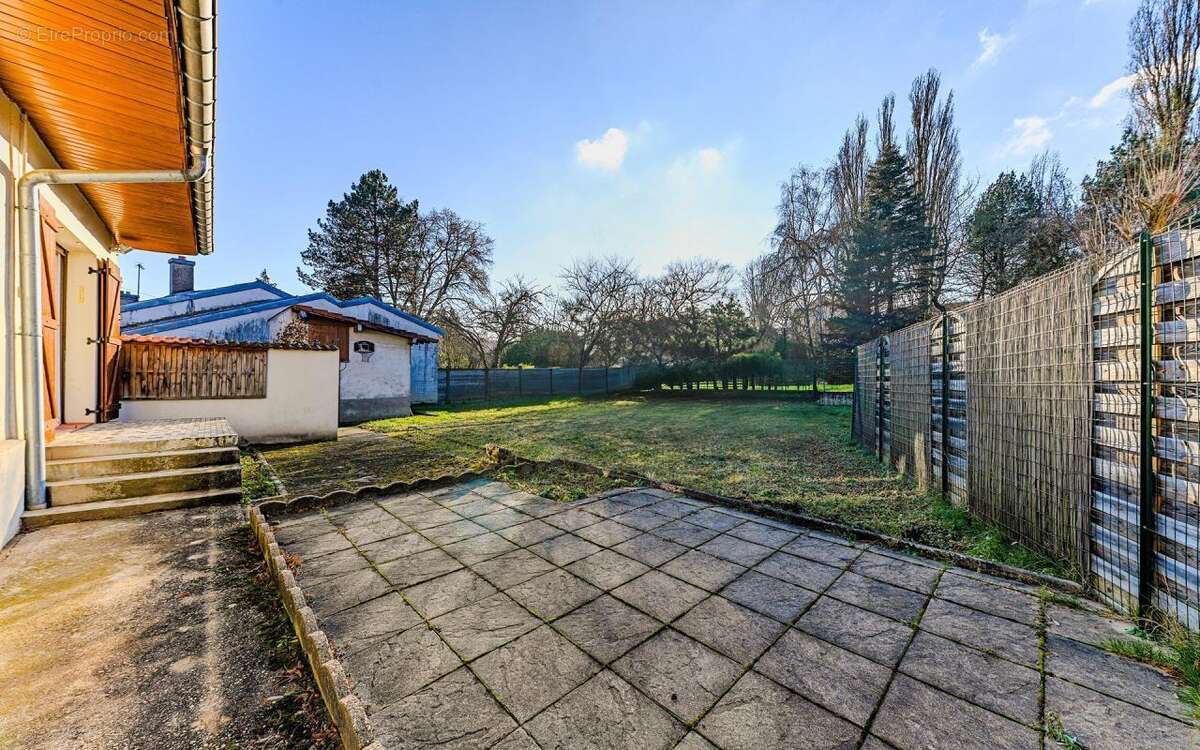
[121, 340, 267, 400]
[888, 321, 931, 490]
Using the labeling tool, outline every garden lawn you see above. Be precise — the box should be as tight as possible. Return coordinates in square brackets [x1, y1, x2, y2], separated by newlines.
[357, 395, 1068, 577]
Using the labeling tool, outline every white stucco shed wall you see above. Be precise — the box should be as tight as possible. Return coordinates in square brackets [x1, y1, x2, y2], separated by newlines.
[338, 328, 413, 423]
[120, 348, 339, 444]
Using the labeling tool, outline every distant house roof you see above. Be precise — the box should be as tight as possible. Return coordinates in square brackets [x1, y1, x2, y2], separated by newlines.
[121, 280, 291, 312]
[123, 288, 444, 340]
[123, 333, 339, 352]
[291, 305, 438, 343]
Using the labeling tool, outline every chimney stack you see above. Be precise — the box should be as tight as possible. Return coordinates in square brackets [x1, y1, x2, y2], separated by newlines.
[168, 256, 195, 295]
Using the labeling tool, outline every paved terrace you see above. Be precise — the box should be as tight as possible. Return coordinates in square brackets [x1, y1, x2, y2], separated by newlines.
[269, 479, 1199, 750]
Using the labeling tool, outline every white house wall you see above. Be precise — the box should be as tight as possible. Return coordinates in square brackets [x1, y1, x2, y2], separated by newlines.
[339, 328, 413, 423]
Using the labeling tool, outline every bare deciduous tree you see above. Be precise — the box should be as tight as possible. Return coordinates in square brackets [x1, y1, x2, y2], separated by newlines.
[557, 256, 641, 369]
[1130, 0, 1200, 147]
[450, 277, 547, 367]
[400, 208, 493, 319]
[831, 115, 870, 224]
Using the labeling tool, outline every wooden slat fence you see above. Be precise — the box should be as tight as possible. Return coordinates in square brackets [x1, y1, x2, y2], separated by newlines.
[121, 339, 268, 400]
[438, 366, 637, 404]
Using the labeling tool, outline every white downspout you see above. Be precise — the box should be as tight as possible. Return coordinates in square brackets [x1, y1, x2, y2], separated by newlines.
[18, 153, 210, 510]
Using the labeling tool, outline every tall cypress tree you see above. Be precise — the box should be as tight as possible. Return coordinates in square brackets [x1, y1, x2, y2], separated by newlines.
[827, 132, 935, 350]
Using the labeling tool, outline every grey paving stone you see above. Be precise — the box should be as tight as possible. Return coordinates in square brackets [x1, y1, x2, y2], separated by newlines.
[471, 548, 557, 589]
[935, 572, 1039, 625]
[872, 674, 1040, 750]
[472, 625, 601, 721]
[582, 497, 644, 518]
[403, 568, 498, 619]
[442, 532, 519, 566]
[452, 497, 505, 518]
[720, 570, 817, 622]
[328, 504, 394, 528]
[339, 515, 411, 546]
[674, 732, 719, 750]
[653, 519, 722, 547]
[292, 547, 372, 584]
[528, 533, 605, 566]
[674, 595, 786, 664]
[496, 491, 546, 509]
[425, 482, 488, 504]
[472, 507, 531, 531]
[525, 670, 686, 750]
[1045, 602, 1134, 648]
[697, 670, 860, 750]
[545, 507, 604, 531]
[795, 596, 913, 667]
[357, 531, 436, 564]
[649, 499, 701, 519]
[492, 728, 541, 750]
[323, 592, 423, 656]
[287, 529, 354, 561]
[726, 521, 800, 548]
[344, 624, 462, 711]
[518, 498, 571, 518]
[782, 534, 863, 566]
[575, 518, 643, 547]
[687, 508, 745, 531]
[507, 568, 602, 620]
[698, 535, 774, 567]
[272, 514, 333, 544]
[754, 550, 842, 592]
[495, 518, 565, 547]
[613, 533, 689, 567]
[376, 547, 463, 588]
[617, 489, 668, 507]
[420, 518, 490, 546]
[659, 549, 747, 592]
[1045, 676, 1198, 750]
[404, 506, 464, 530]
[1045, 634, 1190, 720]
[567, 549, 651, 591]
[614, 507, 674, 532]
[852, 549, 943, 593]
[756, 629, 891, 725]
[920, 597, 1039, 667]
[861, 736, 897, 750]
[379, 493, 440, 518]
[371, 666, 517, 749]
[614, 629, 743, 723]
[429, 592, 540, 660]
[304, 567, 393, 618]
[613, 570, 709, 622]
[473, 480, 518, 498]
[554, 594, 663, 663]
[900, 630, 1040, 724]
[826, 571, 928, 623]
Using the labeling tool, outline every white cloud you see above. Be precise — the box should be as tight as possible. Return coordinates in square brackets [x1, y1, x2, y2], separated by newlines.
[1089, 73, 1137, 109]
[972, 27, 1013, 69]
[575, 127, 629, 171]
[697, 147, 724, 173]
[1000, 115, 1054, 157]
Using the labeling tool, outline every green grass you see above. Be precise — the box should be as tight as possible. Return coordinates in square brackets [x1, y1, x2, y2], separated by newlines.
[353, 394, 1067, 576]
[240, 449, 279, 502]
[1102, 623, 1200, 717]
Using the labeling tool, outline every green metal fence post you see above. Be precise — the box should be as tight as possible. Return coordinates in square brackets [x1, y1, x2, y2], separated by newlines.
[940, 313, 950, 499]
[1138, 229, 1157, 621]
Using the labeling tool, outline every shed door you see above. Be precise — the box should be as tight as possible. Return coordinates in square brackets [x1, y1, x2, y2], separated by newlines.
[39, 200, 60, 439]
[96, 260, 123, 422]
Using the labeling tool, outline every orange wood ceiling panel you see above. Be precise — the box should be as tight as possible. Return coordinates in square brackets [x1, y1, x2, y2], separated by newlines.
[0, 0, 197, 254]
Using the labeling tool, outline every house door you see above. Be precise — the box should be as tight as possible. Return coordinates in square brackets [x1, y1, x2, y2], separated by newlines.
[39, 200, 61, 440]
[95, 260, 123, 422]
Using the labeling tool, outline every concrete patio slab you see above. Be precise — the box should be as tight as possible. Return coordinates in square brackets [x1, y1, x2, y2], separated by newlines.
[261, 480, 1200, 749]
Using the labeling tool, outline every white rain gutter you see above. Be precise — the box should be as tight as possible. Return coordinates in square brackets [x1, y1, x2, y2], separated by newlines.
[177, 0, 216, 255]
[18, 155, 210, 510]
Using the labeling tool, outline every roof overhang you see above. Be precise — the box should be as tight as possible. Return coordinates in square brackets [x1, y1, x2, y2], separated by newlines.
[0, 0, 216, 254]
[293, 304, 438, 344]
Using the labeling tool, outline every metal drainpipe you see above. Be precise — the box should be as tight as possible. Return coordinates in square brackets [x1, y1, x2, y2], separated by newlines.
[18, 153, 210, 511]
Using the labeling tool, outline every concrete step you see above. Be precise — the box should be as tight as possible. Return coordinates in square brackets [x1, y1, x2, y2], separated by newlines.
[22, 487, 243, 531]
[46, 447, 240, 482]
[47, 463, 242, 506]
[46, 433, 238, 461]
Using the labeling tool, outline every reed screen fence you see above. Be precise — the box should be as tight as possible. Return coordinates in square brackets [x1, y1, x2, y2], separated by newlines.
[120, 339, 268, 400]
[853, 228, 1200, 631]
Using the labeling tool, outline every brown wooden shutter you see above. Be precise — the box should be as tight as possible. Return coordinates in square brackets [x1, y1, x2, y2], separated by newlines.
[39, 200, 60, 439]
[96, 260, 123, 422]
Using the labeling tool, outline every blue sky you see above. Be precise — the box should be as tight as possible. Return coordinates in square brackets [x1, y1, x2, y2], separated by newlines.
[128, 0, 1138, 300]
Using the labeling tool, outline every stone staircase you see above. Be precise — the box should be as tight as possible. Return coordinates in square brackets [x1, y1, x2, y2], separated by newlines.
[22, 418, 243, 530]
